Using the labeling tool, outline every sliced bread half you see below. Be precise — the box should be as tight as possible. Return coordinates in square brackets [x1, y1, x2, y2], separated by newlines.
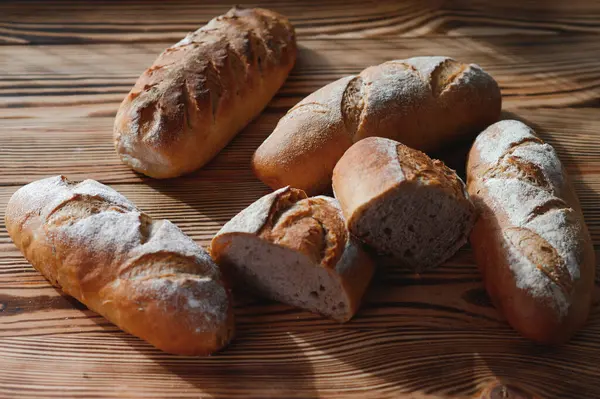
[210, 187, 374, 322]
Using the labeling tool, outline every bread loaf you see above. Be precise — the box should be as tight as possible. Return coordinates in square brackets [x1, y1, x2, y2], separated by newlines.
[210, 186, 374, 322]
[466, 120, 595, 344]
[5, 176, 234, 355]
[333, 137, 476, 271]
[114, 7, 296, 178]
[253, 56, 501, 194]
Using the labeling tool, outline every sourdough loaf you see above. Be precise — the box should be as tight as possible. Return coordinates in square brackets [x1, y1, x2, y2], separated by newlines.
[253, 56, 501, 194]
[467, 120, 595, 343]
[333, 137, 476, 271]
[5, 176, 234, 355]
[115, 7, 296, 178]
[210, 186, 374, 322]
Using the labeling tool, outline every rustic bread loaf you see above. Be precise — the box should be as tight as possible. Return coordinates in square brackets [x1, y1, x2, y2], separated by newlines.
[114, 7, 296, 178]
[253, 56, 501, 194]
[210, 186, 375, 322]
[333, 137, 475, 271]
[5, 176, 234, 355]
[467, 120, 595, 344]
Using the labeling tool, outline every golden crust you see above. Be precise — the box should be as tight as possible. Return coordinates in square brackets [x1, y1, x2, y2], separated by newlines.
[5, 176, 234, 355]
[210, 189, 374, 322]
[262, 197, 347, 269]
[466, 120, 594, 344]
[253, 56, 501, 195]
[115, 7, 296, 178]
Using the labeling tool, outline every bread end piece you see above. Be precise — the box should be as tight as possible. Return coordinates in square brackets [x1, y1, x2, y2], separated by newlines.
[333, 137, 476, 271]
[251, 76, 356, 195]
[210, 187, 375, 322]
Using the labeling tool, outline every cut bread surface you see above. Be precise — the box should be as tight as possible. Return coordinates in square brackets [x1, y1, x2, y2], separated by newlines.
[210, 187, 374, 322]
[350, 183, 473, 270]
[213, 234, 353, 321]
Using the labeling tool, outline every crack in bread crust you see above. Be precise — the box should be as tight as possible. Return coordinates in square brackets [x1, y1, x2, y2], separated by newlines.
[504, 227, 573, 296]
[482, 152, 551, 191]
[430, 59, 467, 97]
[45, 194, 131, 227]
[396, 143, 466, 199]
[287, 101, 329, 115]
[340, 76, 365, 139]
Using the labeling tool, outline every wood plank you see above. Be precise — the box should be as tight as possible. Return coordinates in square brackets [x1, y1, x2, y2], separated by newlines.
[2, 325, 600, 399]
[0, 0, 599, 44]
[2, 36, 599, 115]
[2, 106, 600, 187]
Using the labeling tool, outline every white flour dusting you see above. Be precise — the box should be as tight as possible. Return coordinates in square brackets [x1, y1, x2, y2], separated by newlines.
[509, 143, 565, 194]
[7, 175, 230, 336]
[474, 121, 584, 317]
[484, 178, 557, 226]
[475, 120, 537, 164]
[501, 231, 570, 316]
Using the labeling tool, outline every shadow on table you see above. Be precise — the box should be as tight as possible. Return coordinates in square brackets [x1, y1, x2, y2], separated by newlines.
[297, 260, 600, 398]
[87, 308, 319, 399]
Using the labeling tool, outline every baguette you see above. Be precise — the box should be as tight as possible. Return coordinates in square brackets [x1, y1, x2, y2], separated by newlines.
[114, 7, 296, 178]
[210, 187, 374, 322]
[333, 137, 475, 271]
[466, 120, 595, 343]
[253, 56, 501, 194]
[5, 176, 234, 355]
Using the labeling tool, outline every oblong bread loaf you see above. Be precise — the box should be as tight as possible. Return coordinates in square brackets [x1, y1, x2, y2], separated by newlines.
[466, 120, 595, 344]
[114, 7, 296, 178]
[253, 56, 501, 194]
[5, 176, 234, 355]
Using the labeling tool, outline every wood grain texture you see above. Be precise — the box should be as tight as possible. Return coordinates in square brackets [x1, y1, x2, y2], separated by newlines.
[1, 1, 600, 398]
[0, 0, 599, 44]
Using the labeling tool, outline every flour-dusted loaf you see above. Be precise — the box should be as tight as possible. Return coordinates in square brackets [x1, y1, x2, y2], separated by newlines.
[5, 176, 234, 355]
[253, 56, 501, 194]
[210, 187, 375, 322]
[467, 120, 595, 344]
[114, 7, 296, 178]
[333, 137, 476, 271]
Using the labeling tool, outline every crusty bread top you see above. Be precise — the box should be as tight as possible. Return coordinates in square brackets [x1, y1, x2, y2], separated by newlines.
[350, 56, 499, 143]
[395, 142, 468, 199]
[333, 137, 469, 223]
[468, 120, 565, 197]
[6, 176, 222, 284]
[115, 7, 296, 177]
[216, 186, 307, 236]
[467, 120, 591, 316]
[278, 56, 499, 145]
[213, 187, 348, 269]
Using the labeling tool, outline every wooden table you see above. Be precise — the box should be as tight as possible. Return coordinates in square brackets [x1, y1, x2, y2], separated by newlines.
[1, 1, 599, 398]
